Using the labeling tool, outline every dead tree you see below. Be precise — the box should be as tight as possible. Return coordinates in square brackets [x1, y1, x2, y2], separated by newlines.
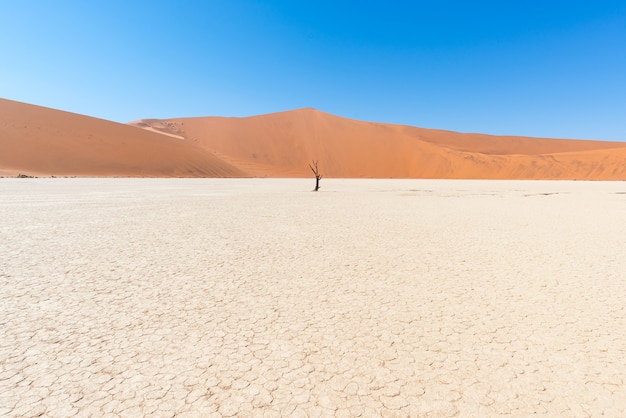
[309, 160, 322, 191]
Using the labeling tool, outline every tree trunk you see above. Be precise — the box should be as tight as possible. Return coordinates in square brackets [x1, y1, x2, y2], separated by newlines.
[309, 160, 322, 192]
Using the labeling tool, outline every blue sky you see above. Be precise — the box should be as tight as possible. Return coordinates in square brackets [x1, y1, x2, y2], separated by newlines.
[2, 1, 625, 140]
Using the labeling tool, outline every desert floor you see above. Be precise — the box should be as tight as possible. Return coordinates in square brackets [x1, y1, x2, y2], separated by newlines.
[1, 178, 625, 417]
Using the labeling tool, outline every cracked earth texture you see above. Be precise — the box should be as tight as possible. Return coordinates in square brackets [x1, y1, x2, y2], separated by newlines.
[1, 179, 625, 417]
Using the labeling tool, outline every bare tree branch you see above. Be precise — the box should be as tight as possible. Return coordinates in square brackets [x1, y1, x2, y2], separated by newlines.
[309, 160, 322, 191]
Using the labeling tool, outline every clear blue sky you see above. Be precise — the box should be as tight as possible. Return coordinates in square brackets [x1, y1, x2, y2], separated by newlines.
[2, 1, 626, 140]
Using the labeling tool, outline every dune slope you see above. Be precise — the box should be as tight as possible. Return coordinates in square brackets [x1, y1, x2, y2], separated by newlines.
[134, 108, 626, 179]
[2, 98, 625, 179]
[0, 99, 244, 177]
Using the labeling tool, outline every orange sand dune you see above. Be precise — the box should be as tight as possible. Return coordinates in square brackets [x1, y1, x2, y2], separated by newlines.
[0, 99, 244, 177]
[3, 98, 625, 179]
[136, 108, 626, 179]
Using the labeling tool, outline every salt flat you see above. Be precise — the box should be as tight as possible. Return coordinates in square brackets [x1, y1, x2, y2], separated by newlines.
[1, 178, 625, 417]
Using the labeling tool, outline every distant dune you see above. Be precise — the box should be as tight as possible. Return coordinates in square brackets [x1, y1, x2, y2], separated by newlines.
[0, 99, 244, 177]
[133, 108, 626, 179]
[2, 98, 626, 179]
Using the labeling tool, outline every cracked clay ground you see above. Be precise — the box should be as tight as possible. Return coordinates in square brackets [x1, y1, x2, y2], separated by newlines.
[1, 178, 625, 417]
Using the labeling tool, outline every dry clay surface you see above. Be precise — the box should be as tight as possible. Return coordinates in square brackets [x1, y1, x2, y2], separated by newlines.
[1, 179, 625, 417]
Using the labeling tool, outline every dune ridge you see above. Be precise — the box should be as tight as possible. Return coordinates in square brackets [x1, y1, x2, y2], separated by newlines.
[2, 98, 626, 179]
[136, 108, 626, 179]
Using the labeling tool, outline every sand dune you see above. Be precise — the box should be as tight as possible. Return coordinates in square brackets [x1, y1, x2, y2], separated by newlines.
[0, 99, 244, 177]
[3, 98, 626, 178]
[137, 108, 626, 179]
